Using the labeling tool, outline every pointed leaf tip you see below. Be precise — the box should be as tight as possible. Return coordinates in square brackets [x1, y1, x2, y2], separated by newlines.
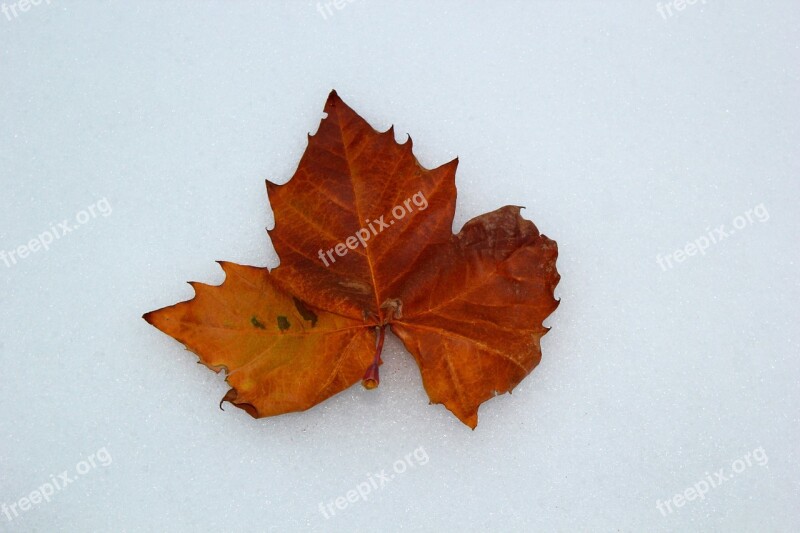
[326, 89, 342, 108]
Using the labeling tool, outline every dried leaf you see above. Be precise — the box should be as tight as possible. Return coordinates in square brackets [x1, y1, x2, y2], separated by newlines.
[144, 91, 560, 428]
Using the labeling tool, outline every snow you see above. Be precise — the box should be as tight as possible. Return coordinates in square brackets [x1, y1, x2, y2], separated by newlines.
[1, 1, 798, 531]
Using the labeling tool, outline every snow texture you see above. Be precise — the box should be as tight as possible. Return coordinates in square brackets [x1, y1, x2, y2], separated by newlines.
[1, 1, 798, 531]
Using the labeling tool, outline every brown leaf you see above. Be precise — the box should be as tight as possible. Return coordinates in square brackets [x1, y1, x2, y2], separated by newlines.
[144, 91, 560, 428]
[143, 262, 375, 416]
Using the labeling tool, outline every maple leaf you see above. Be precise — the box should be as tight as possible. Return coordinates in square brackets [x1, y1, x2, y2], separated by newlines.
[143, 91, 560, 428]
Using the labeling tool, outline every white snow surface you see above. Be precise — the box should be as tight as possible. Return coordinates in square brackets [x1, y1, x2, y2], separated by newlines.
[1, 1, 798, 531]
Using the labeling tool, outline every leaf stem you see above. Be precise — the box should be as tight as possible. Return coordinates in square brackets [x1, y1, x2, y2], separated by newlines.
[361, 325, 386, 389]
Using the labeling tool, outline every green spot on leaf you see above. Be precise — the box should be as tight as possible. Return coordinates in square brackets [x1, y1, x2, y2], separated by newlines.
[250, 316, 266, 329]
[277, 316, 290, 332]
